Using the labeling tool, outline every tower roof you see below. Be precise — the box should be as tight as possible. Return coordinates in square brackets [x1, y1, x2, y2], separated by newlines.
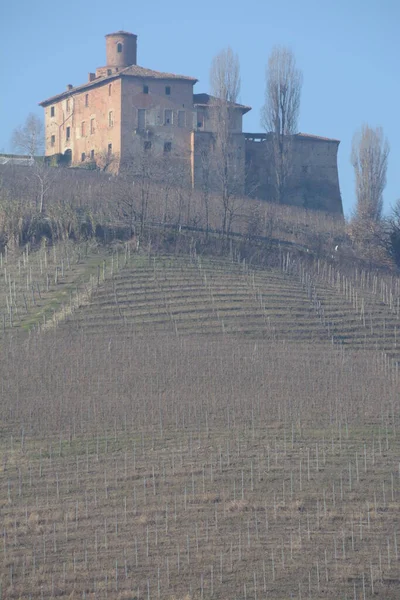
[105, 30, 137, 37]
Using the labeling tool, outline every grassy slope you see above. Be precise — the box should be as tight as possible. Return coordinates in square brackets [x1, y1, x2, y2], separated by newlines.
[0, 246, 399, 599]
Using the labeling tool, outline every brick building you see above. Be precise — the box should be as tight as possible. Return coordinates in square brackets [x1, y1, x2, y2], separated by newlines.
[39, 31, 342, 214]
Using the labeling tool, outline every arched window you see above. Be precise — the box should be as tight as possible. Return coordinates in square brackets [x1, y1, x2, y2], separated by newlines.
[117, 43, 122, 53]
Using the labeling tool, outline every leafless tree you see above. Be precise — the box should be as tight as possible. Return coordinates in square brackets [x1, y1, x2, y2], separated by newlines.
[96, 149, 117, 173]
[385, 199, 400, 267]
[261, 47, 302, 204]
[159, 146, 191, 226]
[199, 147, 212, 236]
[119, 146, 162, 235]
[157, 143, 193, 228]
[114, 175, 139, 238]
[32, 160, 58, 214]
[210, 47, 243, 234]
[210, 47, 241, 104]
[351, 124, 389, 222]
[11, 113, 44, 157]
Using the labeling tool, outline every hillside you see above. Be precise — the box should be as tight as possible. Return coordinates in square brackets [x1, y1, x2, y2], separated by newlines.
[64, 252, 400, 361]
[0, 242, 399, 599]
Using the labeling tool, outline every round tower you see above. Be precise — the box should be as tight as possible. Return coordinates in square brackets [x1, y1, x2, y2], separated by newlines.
[105, 31, 137, 68]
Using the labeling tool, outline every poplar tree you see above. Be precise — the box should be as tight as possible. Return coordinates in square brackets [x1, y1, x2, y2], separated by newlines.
[261, 47, 302, 204]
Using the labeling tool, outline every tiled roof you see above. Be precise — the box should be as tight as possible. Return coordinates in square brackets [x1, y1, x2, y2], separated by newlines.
[39, 76, 115, 106]
[120, 64, 197, 81]
[39, 64, 197, 106]
[193, 93, 251, 114]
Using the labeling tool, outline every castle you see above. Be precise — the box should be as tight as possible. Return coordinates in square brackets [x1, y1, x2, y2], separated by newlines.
[40, 31, 343, 215]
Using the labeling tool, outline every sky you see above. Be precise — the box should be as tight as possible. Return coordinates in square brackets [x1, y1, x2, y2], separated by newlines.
[1, 0, 399, 217]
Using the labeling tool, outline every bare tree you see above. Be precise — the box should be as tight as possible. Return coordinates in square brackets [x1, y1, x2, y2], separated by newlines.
[210, 47, 241, 104]
[11, 113, 44, 157]
[119, 146, 161, 236]
[159, 148, 190, 226]
[96, 148, 117, 173]
[114, 175, 139, 238]
[386, 199, 400, 267]
[199, 147, 212, 236]
[351, 124, 389, 222]
[261, 47, 302, 204]
[210, 47, 243, 235]
[32, 160, 58, 214]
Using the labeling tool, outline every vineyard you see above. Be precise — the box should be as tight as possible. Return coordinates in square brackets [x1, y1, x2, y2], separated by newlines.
[0, 238, 399, 599]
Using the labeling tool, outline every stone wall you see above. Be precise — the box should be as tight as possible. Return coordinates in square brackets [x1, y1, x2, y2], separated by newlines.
[245, 134, 343, 214]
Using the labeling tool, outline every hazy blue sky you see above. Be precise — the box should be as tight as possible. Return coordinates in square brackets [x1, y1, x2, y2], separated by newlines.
[1, 0, 398, 216]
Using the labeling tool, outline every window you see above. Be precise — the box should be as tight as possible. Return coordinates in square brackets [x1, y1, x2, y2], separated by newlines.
[90, 149, 94, 160]
[108, 84, 112, 96]
[197, 111, 204, 129]
[165, 86, 171, 96]
[66, 98, 70, 112]
[228, 111, 239, 130]
[50, 106, 55, 117]
[144, 141, 152, 151]
[164, 109, 173, 125]
[117, 43, 122, 53]
[108, 143, 112, 155]
[178, 110, 185, 128]
[90, 118, 95, 134]
[50, 135, 55, 147]
[107, 69, 112, 76]
[137, 109, 146, 131]
[164, 142, 172, 153]
[85, 94, 89, 107]
[108, 111, 114, 127]
[81, 121, 86, 137]
[66, 126, 71, 141]
[143, 85, 149, 94]
[81, 152, 86, 162]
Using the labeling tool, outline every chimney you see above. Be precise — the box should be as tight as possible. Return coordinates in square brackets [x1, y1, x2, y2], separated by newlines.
[88, 72, 96, 82]
[66, 84, 73, 90]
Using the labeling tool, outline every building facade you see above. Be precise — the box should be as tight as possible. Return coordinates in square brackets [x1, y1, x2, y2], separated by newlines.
[40, 31, 342, 215]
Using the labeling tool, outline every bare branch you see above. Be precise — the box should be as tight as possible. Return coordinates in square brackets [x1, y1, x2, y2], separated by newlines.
[261, 46, 302, 136]
[210, 47, 241, 104]
[11, 113, 44, 157]
[209, 48, 243, 234]
[351, 124, 389, 222]
[261, 47, 302, 204]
